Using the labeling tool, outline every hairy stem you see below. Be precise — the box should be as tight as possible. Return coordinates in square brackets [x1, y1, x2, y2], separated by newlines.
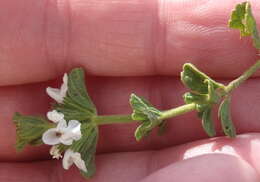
[225, 60, 260, 93]
[93, 104, 198, 125]
[93, 114, 134, 125]
[159, 103, 197, 120]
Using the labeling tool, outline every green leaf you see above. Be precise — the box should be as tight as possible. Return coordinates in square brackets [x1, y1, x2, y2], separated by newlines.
[130, 94, 162, 121]
[196, 104, 216, 137]
[130, 94, 163, 141]
[54, 68, 97, 121]
[13, 112, 54, 151]
[229, 2, 260, 49]
[70, 123, 98, 178]
[218, 97, 236, 138]
[134, 121, 152, 141]
[181, 63, 223, 94]
[229, 2, 249, 36]
[200, 108, 216, 137]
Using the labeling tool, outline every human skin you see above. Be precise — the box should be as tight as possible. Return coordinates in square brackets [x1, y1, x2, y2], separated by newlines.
[1, 0, 260, 181]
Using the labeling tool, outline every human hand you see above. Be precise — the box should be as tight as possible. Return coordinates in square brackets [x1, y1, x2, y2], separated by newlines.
[1, 0, 260, 181]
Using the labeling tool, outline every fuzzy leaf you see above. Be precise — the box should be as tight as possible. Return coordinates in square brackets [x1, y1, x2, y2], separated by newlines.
[229, 2, 260, 49]
[54, 68, 97, 121]
[134, 121, 152, 141]
[130, 94, 163, 141]
[70, 123, 98, 178]
[200, 108, 216, 137]
[181, 63, 223, 94]
[13, 112, 54, 151]
[130, 94, 162, 121]
[218, 97, 236, 137]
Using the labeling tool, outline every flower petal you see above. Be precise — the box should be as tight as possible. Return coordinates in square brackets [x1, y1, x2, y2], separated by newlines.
[73, 153, 87, 172]
[42, 128, 61, 145]
[60, 137, 73, 145]
[60, 73, 68, 97]
[62, 149, 87, 172]
[62, 149, 75, 170]
[67, 120, 82, 140]
[56, 120, 67, 132]
[67, 120, 80, 128]
[47, 110, 64, 123]
[46, 87, 63, 103]
[57, 120, 81, 145]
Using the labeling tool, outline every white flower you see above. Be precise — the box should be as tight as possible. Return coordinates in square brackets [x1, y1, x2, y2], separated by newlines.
[47, 110, 65, 123]
[50, 145, 62, 159]
[63, 149, 87, 172]
[46, 73, 68, 103]
[42, 119, 82, 146]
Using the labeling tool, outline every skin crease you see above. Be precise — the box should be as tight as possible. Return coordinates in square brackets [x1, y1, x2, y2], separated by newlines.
[2, 0, 260, 181]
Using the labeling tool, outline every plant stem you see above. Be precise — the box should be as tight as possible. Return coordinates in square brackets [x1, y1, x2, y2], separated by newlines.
[93, 114, 134, 125]
[225, 60, 260, 93]
[93, 103, 197, 125]
[159, 103, 197, 120]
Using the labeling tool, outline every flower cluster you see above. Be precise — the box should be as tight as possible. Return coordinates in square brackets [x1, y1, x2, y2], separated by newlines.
[43, 74, 87, 172]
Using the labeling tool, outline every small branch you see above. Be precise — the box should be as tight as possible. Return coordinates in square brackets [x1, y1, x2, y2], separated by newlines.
[159, 103, 197, 121]
[225, 60, 260, 93]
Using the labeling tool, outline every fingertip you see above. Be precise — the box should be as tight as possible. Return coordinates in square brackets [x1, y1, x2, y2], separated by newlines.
[141, 154, 260, 182]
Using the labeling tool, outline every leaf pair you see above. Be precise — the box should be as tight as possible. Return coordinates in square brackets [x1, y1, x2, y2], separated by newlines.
[181, 63, 236, 137]
[182, 63, 221, 136]
[54, 68, 99, 177]
[13, 68, 98, 178]
[130, 94, 163, 141]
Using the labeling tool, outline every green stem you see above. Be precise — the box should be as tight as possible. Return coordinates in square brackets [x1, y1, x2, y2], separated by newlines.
[225, 60, 260, 93]
[93, 104, 197, 125]
[93, 114, 134, 125]
[159, 103, 197, 120]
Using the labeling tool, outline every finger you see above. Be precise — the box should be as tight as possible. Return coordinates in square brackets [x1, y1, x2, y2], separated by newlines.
[1, 76, 260, 160]
[1, 133, 260, 182]
[1, 155, 257, 182]
[142, 133, 260, 181]
[141, 155, 259, 182]
[1, 0, 260, 85]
